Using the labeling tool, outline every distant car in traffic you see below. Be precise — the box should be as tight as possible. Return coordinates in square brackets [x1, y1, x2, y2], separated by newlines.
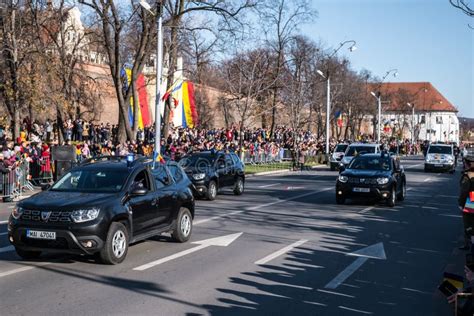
[329, 143, 349, 171]
[179, 150, 245, 200]
[336, 153, 406, 207]
[8, 156, 195, 264]
[424, 143, 455, 173]
[340, 143, 381, 168]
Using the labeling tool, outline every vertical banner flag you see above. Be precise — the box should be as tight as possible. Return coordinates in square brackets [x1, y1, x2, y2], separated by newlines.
[335, 111, 343, 128]
[120, 67, 151, 129]
[162, 80, 199, 128]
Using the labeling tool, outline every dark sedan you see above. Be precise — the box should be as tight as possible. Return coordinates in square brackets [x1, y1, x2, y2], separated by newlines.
[335, 153, 406, 207]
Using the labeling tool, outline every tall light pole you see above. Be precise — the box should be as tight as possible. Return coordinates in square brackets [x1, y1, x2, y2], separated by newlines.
[407, 103, 415, 144]
[371, 69, 398, 144]
[370, 92, 382, 143]
[140, 0, 163, 168]
[317, 40, 357, 155]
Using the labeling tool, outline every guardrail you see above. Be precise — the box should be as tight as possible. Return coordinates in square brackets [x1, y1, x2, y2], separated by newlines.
[1, 159, 47, 202]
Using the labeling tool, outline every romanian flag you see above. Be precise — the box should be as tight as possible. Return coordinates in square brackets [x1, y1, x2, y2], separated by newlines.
[335, 111, 343, 128]
[121, 67, 151, 129]
[463, 192, 474, 214]
[162, 80, 198, 128]
[153, 152, 165, 165]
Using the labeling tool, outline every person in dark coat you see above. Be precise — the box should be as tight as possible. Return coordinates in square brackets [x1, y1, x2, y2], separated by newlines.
[459, 156, 474, 249]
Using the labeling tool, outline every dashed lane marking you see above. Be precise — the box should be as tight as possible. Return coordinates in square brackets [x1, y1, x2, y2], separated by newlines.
[338, 306, 373, 315]
[255, 239, 308, 265]
[0, 263, 52, 279]
[258, 183, 280, 188]
[194, 210, 244, 225]
[0, 221, 8, 224]
[358, 206, 374, 214]
[0, 245, 14, 253]
[423, 178, 431, 182]
[439, 214, 462, 218]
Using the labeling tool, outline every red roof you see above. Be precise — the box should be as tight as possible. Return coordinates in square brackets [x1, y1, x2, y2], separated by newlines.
[370, 82, 458, 113]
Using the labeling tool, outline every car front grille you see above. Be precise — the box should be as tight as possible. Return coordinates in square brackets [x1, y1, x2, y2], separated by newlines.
[21, 210, 71, 223]
[21, 236, 69, 249]
[348, 177, 378, 185]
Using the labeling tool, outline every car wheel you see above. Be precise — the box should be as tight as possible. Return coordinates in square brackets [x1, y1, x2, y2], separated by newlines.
[233, 177, 244, 195]
[336, 194, 345, 205]
[15, 248, 41, 260]
[171, 207, 193, 243]
[387, 186, 396, 207]
[397, 181, 406, 201]
[99, 222, 129, 265]
[206, 180, 217, 201]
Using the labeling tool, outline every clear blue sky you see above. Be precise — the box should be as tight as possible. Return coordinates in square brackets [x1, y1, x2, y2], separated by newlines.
[302, 0, 473, 118]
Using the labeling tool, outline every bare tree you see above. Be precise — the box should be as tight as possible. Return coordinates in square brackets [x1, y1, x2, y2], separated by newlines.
[450, 0, 474, 16]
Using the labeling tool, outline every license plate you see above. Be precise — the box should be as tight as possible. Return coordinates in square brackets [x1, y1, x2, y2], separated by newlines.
[353, 187, 370, 193]
[26, 230, 56, 240]
[434, 164, 443, 167]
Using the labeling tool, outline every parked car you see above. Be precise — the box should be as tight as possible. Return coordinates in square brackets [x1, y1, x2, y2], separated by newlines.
[424, 143, 455, 173]
[336, 153, 406, 207]
[329, 143, 349, 171]
[8, 156, 195, 264]
[340, 143, 381, 168]
[179, 150, 245, 200]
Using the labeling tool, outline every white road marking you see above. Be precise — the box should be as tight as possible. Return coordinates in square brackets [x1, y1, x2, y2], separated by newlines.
[325, 243, 386, 289]
[0, 220, 8, 224]
[404, 163, 424, 169]
[358, 206, 374, 214]
[194, 210, 244, 225]
[0, 262, 52, 278]
[258, 183, 279, 188]
[439, 214, 462, 218]
[421, 206, 438, 210]
[285, 186, 305, 190]
[303, 301, 327, 307]
[338, 306, 373, 315]
[0, 245, 14, 253]
[248, 188, 332, 211]
[0, 232, 8, 236]
[316, 289, 355, 298]
[423, 178, 431, 182]
[133, 232, 242, 271]
[255, 239, 308, 265]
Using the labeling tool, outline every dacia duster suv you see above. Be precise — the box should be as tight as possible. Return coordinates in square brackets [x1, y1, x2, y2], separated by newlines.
[8, 156, 195, 264]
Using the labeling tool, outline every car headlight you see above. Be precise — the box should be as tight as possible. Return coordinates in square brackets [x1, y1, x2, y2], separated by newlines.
[338, 175, 348, 183]
[193, 173, 206, 181]
[11, 206, 24, 220]
[71, 208, 100, 223]
[376, 177, 390, 185]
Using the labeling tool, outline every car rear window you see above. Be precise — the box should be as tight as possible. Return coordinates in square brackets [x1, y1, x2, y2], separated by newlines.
[346, 146, 376, 156]
[428, 146, 452, 154]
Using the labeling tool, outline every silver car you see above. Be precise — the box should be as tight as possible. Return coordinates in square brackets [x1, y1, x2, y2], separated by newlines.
[424, 144, 455, 173]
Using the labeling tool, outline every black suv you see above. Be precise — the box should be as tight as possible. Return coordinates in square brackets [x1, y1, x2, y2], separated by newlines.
[8, 156, 195, 264]
[336, 153, 406, 207]
[179, 151, 245, 200]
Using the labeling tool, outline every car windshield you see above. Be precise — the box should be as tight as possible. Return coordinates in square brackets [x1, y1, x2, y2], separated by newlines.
[179, 154, 214, 168]
[335, 144, 348, 152]
[51, 169, 128, 193]
[349, 157, 391, 171]
[346, 146, 376, 156]
[428, 146, 452, 154]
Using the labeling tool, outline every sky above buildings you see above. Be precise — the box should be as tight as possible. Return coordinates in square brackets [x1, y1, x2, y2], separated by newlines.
[302, 0, 473, 118]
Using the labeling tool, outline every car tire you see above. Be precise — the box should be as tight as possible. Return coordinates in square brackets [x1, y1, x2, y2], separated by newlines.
[233, 177, 244, 195]
[15, 248, 41, 260]
[206, 180, 217, 201]
[98, 222, 129, 265]
[387, 186, 396, 207]
[336, 195, 345, 205]
[171, 207, 193, 243]
[397, 181, 406, 201]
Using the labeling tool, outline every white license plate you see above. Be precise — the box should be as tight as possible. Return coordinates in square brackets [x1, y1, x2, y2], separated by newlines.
[353, 187, 370, 193]
[26, 230, 56, 240]
[434, 164, 443, 167]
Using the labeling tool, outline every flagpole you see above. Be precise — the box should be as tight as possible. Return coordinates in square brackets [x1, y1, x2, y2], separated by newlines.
[152, 1, 163, 168]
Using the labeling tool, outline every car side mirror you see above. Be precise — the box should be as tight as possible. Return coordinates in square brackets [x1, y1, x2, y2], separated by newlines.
[41, 183, 51, 191]
[130, 188, 148, 196]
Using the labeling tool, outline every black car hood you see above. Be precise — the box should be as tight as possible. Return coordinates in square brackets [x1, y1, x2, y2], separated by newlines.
[19, 191, 118, 210]
[342, 169, 390, 178]
[183, 166, 212, 174]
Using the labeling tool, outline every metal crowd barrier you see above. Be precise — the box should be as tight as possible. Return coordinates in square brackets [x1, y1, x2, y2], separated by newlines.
[0, 159, 43, 202]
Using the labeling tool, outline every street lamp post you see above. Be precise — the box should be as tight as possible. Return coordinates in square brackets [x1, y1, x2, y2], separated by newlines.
[407, 103, 415, 144]
[371, 69, 398, 144]
[140, 0, 163, 168]
[317, 40, 356, 155]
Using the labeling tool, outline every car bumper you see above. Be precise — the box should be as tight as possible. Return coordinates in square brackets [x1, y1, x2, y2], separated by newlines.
[190, 180, 209, 197]
[425, 162, 454, 171]
[8, 219, 106, 255]
[336, 182, 392, 200]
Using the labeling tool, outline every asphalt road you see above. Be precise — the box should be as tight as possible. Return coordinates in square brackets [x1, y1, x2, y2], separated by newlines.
[0, 157, 463, 315]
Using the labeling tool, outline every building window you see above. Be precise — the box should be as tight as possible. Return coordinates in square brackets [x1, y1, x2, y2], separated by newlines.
[436, 116, 443, 124]
[420, 115, 425, 124]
